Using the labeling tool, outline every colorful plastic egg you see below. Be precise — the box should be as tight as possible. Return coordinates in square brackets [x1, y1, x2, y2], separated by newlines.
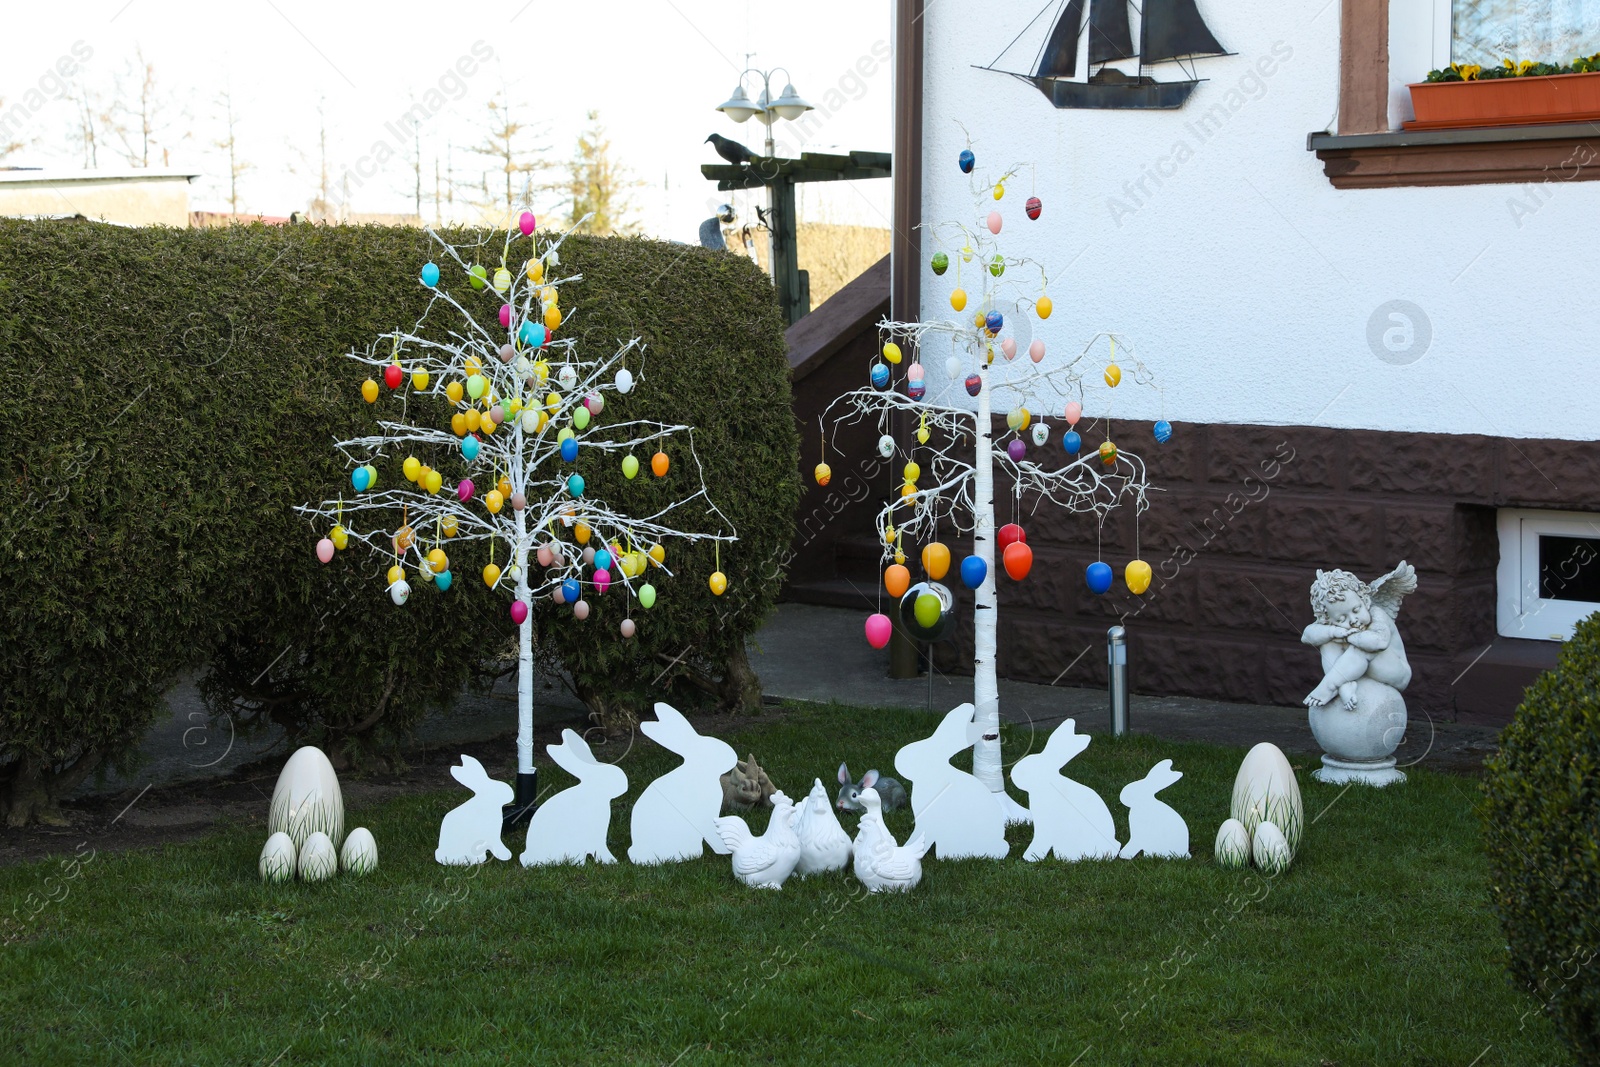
[1125, 559, 1153, 595]
[959, 555, 987, 589]
[520, 321, 546, 348]
[993, 182, 1005, 200]
[1000, 338, 1017, 361]
[870, 362, 890, 389]
[330, 525, 348, 550]
[615, 367, 634, 393]
[573, 599, 590, 620]
[466, 374, 487, 400]
[461, 436, 481, 461]
[559, 578, 580, 602]
[1154, 420, 1173, 443]
[316, 538, 335, 564]
[622, 454, 640, 479]
[639, 583, 657, 609]
[574, 521, 591, 544]
[511, 492, 526, 511]
[402, 456, 421, 482]
[1003, 542, 1033, 581]
[1007, 439, 1026, 461]
[1104, 363, 1121, 388]
[457, 478, 475, 502]
[1031, 423, 1050, 447]
[958, 148, 975, 173]
[709, 571, 728, 596]
[420, 262, 441, 287]
[964, 373, 982, 397]
[560, 437, 579, 462]
[865, 613, 893, 650]
[519, 211, 536, 236]
[652, 451, 669, 477]
[1099, 440, 1118, 465]
[384, 364, 403, 390]
[900, 581, 954, 642]
[814, 462, 832, 487]
[446, 380, 465, 404]
[988, 254, 1005, 278]
[648, 544, 665, 567]
[907, 380, 925, 400]
[567, 474, 585, 497]
[594, 569, 612, 595]
[950, 288, 967, 312]
[1064, 400, 1082, 426]
[425, 469, 443, 494]
[931, 251, 949, 275]
[986, 310, 1003, 334]
[352, 467, 371, 492]
[411, 368, 430, 390]
[884, 564, 911, 599]
[883, 342, 902, 365]
[594, 548, 613, 572]
[877, 434, 895, 458]
[1037, 295, 1054, 319]
[510, 600, 529, 625]
[907, 362, 925, 381]
[573, 407, 591, 431]
[361, 379, 379, 403]
[1086, 561, 1114, 595]
[435, 570, 453, 592]
[486, 490, 504, 514]
[468, 264, 487, 289]
[498, 304, 513, 328]
[987, 211, 1002, 235]
[1025, 196, 1042, 220]
[946, 355, 962, 379]
[1029, 340, 1046, 363]
[441, 515, 458, 538]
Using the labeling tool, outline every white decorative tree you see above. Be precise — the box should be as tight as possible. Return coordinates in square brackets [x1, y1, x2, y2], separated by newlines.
[822, 156, 1165, 823]
[300, 211, 735, 821]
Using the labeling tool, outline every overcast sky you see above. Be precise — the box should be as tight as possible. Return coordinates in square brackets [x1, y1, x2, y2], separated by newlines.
[0, 0, 894, 239]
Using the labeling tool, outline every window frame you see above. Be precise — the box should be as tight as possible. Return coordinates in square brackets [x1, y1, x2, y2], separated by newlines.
[1496, 507, 1600, 641]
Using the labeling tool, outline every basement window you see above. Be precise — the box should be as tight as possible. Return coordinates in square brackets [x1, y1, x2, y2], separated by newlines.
[1497, 508, 1600, 640]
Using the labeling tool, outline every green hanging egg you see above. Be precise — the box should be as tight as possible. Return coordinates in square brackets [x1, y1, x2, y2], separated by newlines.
[931, 251, 949, 276]
[989, 254, 1005, 278]
[573, 406, 591, 430]
[465, 374, 486, 400]
[622, 454, 640, 479]
[639, 583, 657, 609]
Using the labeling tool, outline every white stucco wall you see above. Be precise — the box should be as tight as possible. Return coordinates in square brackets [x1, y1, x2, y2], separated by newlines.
[0, 172, 195, 227]
[918, 0, 1600, 441]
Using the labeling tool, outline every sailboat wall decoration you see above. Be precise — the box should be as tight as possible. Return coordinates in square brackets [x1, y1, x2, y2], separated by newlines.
[986, 0, 1231, 110]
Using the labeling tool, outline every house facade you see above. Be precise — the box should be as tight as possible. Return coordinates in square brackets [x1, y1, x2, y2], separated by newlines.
[806, 0, 1600, 722]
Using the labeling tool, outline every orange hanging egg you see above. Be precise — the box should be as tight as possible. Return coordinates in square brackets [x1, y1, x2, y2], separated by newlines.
[427, 548, 448, 573]
[1003, 541, 1034, 581]
[393, 524, 415, 551]
[651, 451, 669, 477]
[575, 522, 592, 544]
[921, 542, 951, 581]
[884, 564, 911, 599]
[814, 462, 831, 487]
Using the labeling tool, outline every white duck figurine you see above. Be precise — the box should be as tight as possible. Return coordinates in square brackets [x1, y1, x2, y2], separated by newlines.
[852, 786, 930, 893]
[713, 791, 802, 889]
[793, 777, 852, 876]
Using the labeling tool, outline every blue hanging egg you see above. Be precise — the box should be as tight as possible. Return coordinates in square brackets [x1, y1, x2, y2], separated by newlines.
[1086, 561, 1114, 595]
[435, 570, 453, 592]
[351, 467, 371, 492]
[567, 474, 585, 498]
[520, 321, 546, 348]
[420, 262, 440, 287]
[594, 549, 613, 572]
[907, 380, 926, 400]
[1154, 420, 1173, 443]
[965, 373, 982, 397]
[1062, 430, 1082, 455]
[462, 436, 481, 461]
[959, 148, 975, 174]
[870, 362, 890, 389]
[985, 310, 1003, 334]
[562, 578, 581, 602]
[560, 437, 578, 462]
[960, 555, 988, 589]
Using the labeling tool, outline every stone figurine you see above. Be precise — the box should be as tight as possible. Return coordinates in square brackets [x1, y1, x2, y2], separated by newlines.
[720, 753, 777, 813]
[1300, 561, 1417, 786]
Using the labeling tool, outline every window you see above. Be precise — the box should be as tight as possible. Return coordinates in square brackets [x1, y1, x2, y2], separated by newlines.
[1453, 0, 1600, 67]
[1497, 508, 1600, 640]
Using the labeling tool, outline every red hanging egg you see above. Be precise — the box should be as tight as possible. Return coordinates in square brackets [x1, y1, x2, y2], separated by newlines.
[1003, 541, 1034, 581]
[997, 523, 1027, 551]
[383, 364, 404, 389]
[1025, 196, 1042, 221]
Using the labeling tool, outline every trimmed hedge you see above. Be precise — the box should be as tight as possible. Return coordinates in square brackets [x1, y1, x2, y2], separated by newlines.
[1482, 612, 1600, 1061]
[0, 219, 797, 823]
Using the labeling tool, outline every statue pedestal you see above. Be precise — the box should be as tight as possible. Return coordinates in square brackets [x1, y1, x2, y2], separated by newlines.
[1307, 678, 1408, 788]
[1313, 754, 1407, 787]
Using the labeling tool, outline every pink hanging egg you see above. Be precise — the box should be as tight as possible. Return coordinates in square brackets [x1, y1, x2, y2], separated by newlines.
[583, 546, 596, 565]
[509, 600, 529, 625]
[1029, 339, 1046, 363]
[537, 545, 554, 567]
[519, 211, 536, 236]
[511, 492, 526, 511]
[489, 404, 505, 424]
[1000, 338, 1017, 361]
[620, 618, 636, 638]
[1064, 401, 1082, 427]
[865, 612, 893, 649]
[1007, 439, 1026, 461]
[987, 211, 1002, 235]
[594, 568, 612, 595]
[499, 343, 515, 363]
[316, 538, 335, 564]
[552, 584, 567, 604]
[499, 305, 512, 328]
[573, 599, 590, 620]
[457, 478, 475, 502]
[549, 545, 564, 566]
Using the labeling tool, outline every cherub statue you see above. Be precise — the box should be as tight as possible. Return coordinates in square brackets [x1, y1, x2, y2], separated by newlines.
[1301, 562, 1416, 711]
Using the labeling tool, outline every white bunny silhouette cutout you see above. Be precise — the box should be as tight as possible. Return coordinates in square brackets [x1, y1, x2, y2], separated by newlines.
[521, 730, 629, 866]
[893, 703, 1010, 860]
[1010, 719, 1120, 861]
[435, 754, 514, 866]
[1119, 759, 1190, 859]
[628, 703, 739, 864]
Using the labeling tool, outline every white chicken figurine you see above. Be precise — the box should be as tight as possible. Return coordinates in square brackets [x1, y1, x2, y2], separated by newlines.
[852, 785, 930, 893]
[793, 777, 852, 876]
[713, 791, 802, 889]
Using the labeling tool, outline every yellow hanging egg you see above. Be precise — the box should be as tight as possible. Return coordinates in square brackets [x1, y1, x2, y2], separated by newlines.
[540, 286, 558, 306]
[493, 267, 512, 293]
[883, 524, 895, 546]
[507, 397, 523, 416]
[961, 244, 974, 263]
[533, 361, 549, 382]
[1036, 295, 1053, 320]
[648, 544, 665, 566]
[387, 564, 404, 586]
[534, 410, 549, 432]
[330, 525, 348, 550]
[446, 380, 465, 404]
[411, 368, 430, 391]
[1099, 440, 1119, 465]
[575, 522, 592, 545]
[900, 484, 917, 501]
[544, 305, 562, 332]
[921, 541, 951, 580]
[951, 288, 967, 312]
[486, 490, 504, 514]
[465, 409, 482, 431]
[451, 412, 467, 437]
[917, 425, 930, 445]
[1104, 363, 1122, 388]
[526, 259, 544, 283]
[497, 478, 511, 499]
[814, 462, 831, 486]
[479, 414, 497, 435]
[424, 469, 443, 494]
[483, 563, 501, 588]
[883, 342, 902, 365]
[546, 392, 560, 413]
[1019, 407, 1032, 430]
[428, 548, 448, 574]
[1125, 559, 1153, 595]
[361, 379, 379, 404]
[709, 571, 728, 596]
[442, 515, 459, 538]
[402, 457, 421, 482]
[903, 461, 921, 483]
[464, 357, 482, 374]
[993, 182, 1005, 200]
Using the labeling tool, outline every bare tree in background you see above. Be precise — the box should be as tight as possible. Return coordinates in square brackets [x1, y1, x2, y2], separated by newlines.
[213, 88, 252, 214]
[70, 83, 110, 168]
[565, 110, 643, 236]
[285, 98, 335, 220]
[462, 89, 550, 221]
[110, 48, 182, 167]
[0, 100, 25, 161]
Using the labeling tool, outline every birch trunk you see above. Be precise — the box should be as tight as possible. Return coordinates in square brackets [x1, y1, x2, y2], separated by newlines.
[514, 507, 533, 777]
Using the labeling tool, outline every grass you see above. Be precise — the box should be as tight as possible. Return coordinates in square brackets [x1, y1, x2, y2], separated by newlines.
[0, 703, 1566, 1066]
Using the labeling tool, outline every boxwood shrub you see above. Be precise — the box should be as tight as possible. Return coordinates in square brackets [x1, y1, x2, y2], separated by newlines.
[1482, 612, 1600, 1060]
[0, 219, 796, 823]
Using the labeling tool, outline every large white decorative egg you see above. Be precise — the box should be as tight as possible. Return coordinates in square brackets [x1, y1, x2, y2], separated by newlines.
[298, 831, 339, 882]
[1251, 820, 1292, 875]
[259, 831, 298, 884]
[1231, 742, 1303, 857]
[1213, 818, 1251, 871]
[340, 827, 378, 876]
[614, 368, 634, 394]
[268, 746, 345, 852]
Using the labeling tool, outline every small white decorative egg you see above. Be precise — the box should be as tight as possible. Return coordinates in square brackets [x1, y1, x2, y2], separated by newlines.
[1251, 820, 1293, 876]
[614, 368, 634, 394]
[945, 356, 962, 379]
[558, 364, 578, 390]
[1031, 423, 1050, 447]
[389, 579, 411, 606]
[340, 827, 379, 876]
[298, 831, 339, 883]
[1213, 818, 1251, 871]
[259, 832, 298, 884]
[877, 434, 896, 459]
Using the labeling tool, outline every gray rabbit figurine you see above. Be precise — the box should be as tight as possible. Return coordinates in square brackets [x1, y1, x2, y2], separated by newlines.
[836, 763, 907, 813]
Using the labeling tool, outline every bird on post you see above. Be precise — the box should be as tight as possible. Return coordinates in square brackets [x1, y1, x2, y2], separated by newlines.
[706, 133, 757, 165]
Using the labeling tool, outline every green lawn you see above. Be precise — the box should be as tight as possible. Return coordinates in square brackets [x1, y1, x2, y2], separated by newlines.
[0, 704, 1565, 1065]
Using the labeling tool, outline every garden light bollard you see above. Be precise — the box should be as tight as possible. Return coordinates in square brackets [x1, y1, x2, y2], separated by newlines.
[1108, 626, 1129, 737]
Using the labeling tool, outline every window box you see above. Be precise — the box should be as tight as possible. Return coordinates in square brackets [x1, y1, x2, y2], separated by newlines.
[1406, 70, 1600, 130]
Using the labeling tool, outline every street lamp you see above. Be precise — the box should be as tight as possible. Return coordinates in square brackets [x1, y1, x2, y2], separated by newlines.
[713, 67, 813, 158]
